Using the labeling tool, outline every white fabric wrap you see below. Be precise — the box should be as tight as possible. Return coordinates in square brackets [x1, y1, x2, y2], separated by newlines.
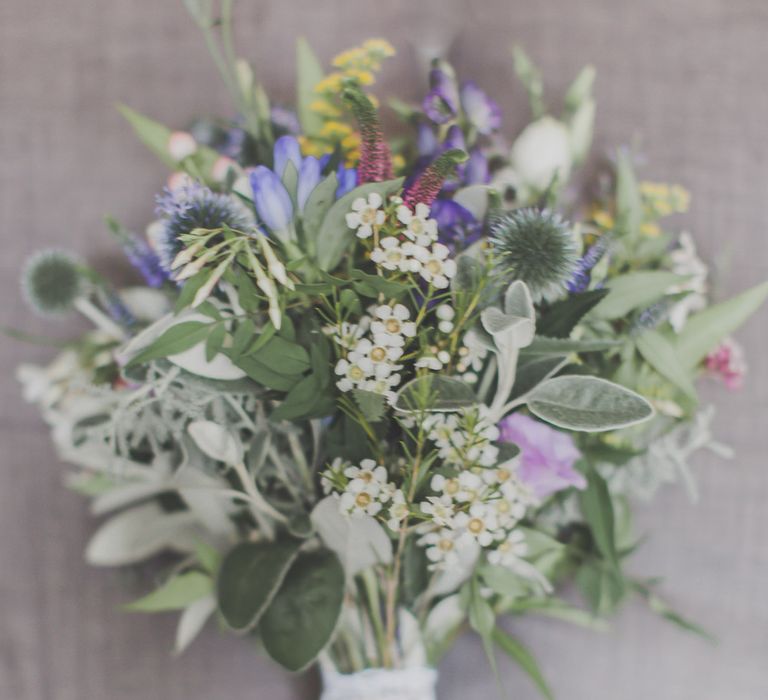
[320, 666, 438, 700]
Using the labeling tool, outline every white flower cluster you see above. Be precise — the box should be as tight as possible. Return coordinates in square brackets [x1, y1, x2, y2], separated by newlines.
[414, 407, 537, 570]
[331, 304, 416, 402]
[323, 458, 408, 531]
[347, 199, 457, 290]
[455, 329, 489, 384]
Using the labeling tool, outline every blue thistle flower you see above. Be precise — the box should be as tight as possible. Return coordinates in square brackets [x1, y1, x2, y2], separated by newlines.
[489, 208, 579, 303]
[154, 184, 253, 272]
[21, 249, 84, 316]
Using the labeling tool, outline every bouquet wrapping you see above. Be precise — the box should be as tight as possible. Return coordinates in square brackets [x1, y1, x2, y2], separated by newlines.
[15, 3, 767, 697]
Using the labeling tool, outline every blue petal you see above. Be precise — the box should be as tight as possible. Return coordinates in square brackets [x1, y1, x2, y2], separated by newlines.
[297, 156, 322, 212]
[249, 166, 294, 232]
[460, 81, 502, 135]
[417, 123, 439, 157]
[465, 148, 490, 185]
[273, 135, 302, 177]
[335, 166, 358, 198]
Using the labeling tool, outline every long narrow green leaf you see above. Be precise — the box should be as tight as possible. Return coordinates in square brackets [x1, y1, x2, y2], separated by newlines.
[296, 38, 325, 136]
[492, 626, 554, 700]
[124, 571, 212, 612]
[635, 329, 697, 398]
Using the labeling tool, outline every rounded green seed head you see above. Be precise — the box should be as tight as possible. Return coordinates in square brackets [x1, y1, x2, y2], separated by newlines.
[22, 249, 84, 315]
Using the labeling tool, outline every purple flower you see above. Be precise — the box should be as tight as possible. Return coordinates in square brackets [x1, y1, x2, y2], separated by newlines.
[336, 165, 358, 198]
[465, 148, 490, 185]
[297, 156, 321, 212]
[273, 135, 302, 178]
[431, 199, 481, 250]
[417, 123, 439, 157]
[460, 80, 502, 135]
[122, 233, 167, 288]
[498, 413, 586, 499]
[422, 60, 460, 124]
[249, 166, 293, 233]
[567, 236, 610, 293]
[270, 106, 301, 135]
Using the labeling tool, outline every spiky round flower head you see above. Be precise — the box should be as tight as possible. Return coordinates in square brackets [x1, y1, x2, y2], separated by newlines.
[489, 208, 578, 303]
[154, 184, 253, 272]
[22, 249, 84, 315]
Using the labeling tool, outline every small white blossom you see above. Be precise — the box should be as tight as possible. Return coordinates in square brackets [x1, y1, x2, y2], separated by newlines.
[345, 192, 386, 239]
[324, 317, 371, 350]
[370, 237, 422, 273]
[420, 496, 456, 527]
[416, 243, 457, 289]
[453, 502, 502, 547]
[487, 529, 528, 567]
[335, 357, 372, 392]
[396, 202, 439, 242]
[386, 489, 410, 531]
[436, 304, 456, 333]
[419, 528, 470, 568]
[371, 304, 416, 346]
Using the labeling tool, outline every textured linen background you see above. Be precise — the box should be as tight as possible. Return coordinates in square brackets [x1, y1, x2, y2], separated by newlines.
[1, 0, 767, 698]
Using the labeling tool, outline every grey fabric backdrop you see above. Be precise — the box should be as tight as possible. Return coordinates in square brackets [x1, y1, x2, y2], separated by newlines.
[1, 0, 767, 698]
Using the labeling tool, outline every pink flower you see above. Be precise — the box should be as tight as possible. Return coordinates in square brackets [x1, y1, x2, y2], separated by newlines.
[498, 413, 585, 499]
[705, 337, 747, 390]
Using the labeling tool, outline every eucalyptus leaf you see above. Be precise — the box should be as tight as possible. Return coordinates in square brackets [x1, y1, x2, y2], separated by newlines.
[526, 376, 654, 432]
[260, 549, 345, 671]
[174, 595, 216, 655]
[217, 539, 303, 633]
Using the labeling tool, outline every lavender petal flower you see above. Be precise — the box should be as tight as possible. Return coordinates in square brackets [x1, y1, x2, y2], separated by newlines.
[460, 80, 502, 135]
[249, 166, 294, 233]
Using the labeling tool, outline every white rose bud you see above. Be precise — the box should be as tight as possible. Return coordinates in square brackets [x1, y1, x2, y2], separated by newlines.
[510, 116, 573, 196]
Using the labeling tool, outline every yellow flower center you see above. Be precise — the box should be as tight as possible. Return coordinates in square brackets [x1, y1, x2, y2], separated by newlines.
[426, 259, 442, 274]
[438, 538, 454, 552]
[468, 518, 485, 534]
[349, 365, 365, 380]
[370, 346, 387, 362]
[355, 492, 372, 508]
[385, 318, 401, 333]
[496, 469, 510, 483]
[444, 479, 459, 495]
[360, 207, 377, 225]
[410, 219, 423, 234]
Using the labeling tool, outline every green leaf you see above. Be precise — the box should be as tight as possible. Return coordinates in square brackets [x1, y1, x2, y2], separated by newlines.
[576, 561, 626, 616]
[352, 389, 387, 423]
[126, 321, 212, 368]
[232, 354, 298, 392]
[614, 149, 642, 240]
[468, 585, 495, 638]
[480, 565, 532, 599]
[260, 549, 345, 671]
[248, 336, 311, 375]
[296, 38, 325, 137]
[393, 375, 477, 413]
[217, 539, 302, 633]
[205, 324, 226, 362]
[452, 254, 485, 294]
[633, 582, 716, 643]
[590, 271, 686, 320]
[511, 354, 569, 400]
[229, 319, 256, 361]
[507, 597, 608, 631]
[526, 375, 654, 432]
[271, 373, 328, 421]
[194, 541, 221, 575]
[579, 465, 620, 571]
[563, 65, 596, 116]
[537, 289, 609, 338]
[124, 571, 212, 612]
[492, 626, 554, 700]
[675, 280, 768, 369]
[301, 172, 339, 243]
[316, 178, 404, 271]
[350, 269, 409, 299]
[635, 329, 696, 398]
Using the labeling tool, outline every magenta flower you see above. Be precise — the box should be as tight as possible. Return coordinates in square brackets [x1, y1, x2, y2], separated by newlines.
[498, 412, 586, 499]
[705, 337, 747, 390]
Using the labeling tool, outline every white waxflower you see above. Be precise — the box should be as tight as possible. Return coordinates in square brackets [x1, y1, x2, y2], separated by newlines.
[453, 502, 502, 547]
[386, 489, 410, 531]
[344, 459, 389, 495]
[371, 304, 417, 345]
[370, 237, 423, 273]
[360, 374, 401, 403]
[348, 338, 403, 377]
[340, 486, 383, 517]
[419, 528, 466, 568]
[415, 354, 444, 371]
[345, 192, 386, 239]
[454, 470, 485, 503]
[335, 357, 372, 392]
[510, 116, 573, 196]
[416, 243, 457, 289]
[487, 529, 528, 567]
[667, 231, 708, 332]
[420, 496, 456, 527]
[324, 317, 371, 350]
[396, 202, 439, 242]
[436, 304, 456, 333]
[425, 413, 461, 449]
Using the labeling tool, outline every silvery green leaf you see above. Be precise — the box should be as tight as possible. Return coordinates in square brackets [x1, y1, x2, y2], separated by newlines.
[175, 595, 216, 655]
[510, 354, 569, 400]
[90, 479, 169, 516]
[526, 375, 654, 432]
[85, 503, 203, 566]
[522, 336, 621, 355]
[176, 466, 238, 539]
[188, 421, 244, 465]
[310, 496, 392, 577]
[563, 65, 596, 115]
[393, 375, 477, 413]
[503, 279, 535, 321]
[635, 329, 696, 398]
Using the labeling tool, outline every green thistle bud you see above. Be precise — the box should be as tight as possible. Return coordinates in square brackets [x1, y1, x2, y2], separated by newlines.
[22, 249, 84, 315]
[489, 208, 578, 303]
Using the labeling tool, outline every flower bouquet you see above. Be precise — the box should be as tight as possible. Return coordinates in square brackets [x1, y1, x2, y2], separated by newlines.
[15, 2, 768, 698]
